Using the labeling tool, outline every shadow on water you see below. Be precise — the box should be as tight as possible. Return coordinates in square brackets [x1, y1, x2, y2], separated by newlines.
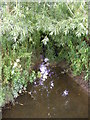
[2, 58, 88, 118]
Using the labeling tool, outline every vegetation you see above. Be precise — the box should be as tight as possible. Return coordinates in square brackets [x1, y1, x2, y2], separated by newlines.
[0, 1, 89, 107]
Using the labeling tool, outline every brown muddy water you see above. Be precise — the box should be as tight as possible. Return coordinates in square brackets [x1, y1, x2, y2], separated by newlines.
[2, 62, 88, 118]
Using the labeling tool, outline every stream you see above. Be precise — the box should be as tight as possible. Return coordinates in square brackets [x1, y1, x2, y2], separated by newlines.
[2, 58, 88, 118]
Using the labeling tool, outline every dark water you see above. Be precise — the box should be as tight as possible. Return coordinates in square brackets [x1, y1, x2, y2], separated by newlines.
[2, 61, 88, 118]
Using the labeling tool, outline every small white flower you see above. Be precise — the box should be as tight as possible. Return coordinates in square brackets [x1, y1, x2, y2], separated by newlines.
[11, 70, 14, 75]
[19, 65, 21, 68]
[10, 62, 12, 65]
[50, 31, 53, 35]
[19, 90, 22, 94]
[26, 7, 29, 11]
[38, 0, 41, 4]
[16, 59, 20, 63]
[23, 87, 26, 91]
[42, 36, 49, 45]
[28, 92, 32, 95]
[21, 68, 23, 71]
[44, 41, 47, 45]
[13, 62, 17, 68]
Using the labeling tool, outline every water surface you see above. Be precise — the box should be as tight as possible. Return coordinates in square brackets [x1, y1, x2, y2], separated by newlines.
[2, 60, 88, 118]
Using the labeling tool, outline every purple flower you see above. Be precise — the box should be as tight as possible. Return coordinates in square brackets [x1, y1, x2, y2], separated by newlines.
[40, 65, 47, 74]
[39, 80, 43, 85]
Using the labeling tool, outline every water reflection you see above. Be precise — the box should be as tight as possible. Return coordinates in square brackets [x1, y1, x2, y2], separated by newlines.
[39, 58, 50, 82]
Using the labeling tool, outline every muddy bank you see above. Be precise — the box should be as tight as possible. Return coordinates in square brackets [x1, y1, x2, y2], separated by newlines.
[55, 60, 88, 95]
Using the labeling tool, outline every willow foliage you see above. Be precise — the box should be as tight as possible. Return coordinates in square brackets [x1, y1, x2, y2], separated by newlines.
[0, 1, 89, 107]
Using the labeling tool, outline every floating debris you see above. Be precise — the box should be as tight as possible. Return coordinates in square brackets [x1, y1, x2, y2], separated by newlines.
[24, 91, 27, 93]
[48, 106, 50, 109]
[19, 103, 23, 106]
[51, 81, 54, 87]
[28, 92, 32, 95]
[62, 90, 69, 96]
[65, 100, 69, 106]
[61, 71, 65, 74]
[48, 113, 50, 116]
[50, 81, 54, 89]
[50, 86, 53, 89]
[61, 69, 66, 74]
[34, 81, 37, 85]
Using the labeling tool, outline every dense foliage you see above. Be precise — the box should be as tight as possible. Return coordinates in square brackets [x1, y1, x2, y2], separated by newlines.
[0, 1, 89, 107]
